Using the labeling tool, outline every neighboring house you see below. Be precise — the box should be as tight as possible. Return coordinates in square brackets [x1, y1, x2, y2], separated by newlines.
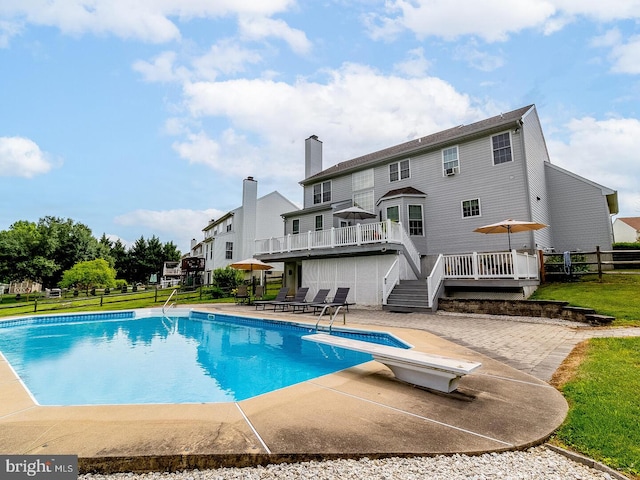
[255, 105, 618, 307]
[191, 176, 299, 285]
[613, 217, 640, 243]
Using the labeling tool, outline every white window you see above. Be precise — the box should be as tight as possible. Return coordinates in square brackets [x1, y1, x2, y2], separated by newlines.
[442, 146, 459, 175]
[315, 215, 323, 231]
[408, 205, 423, 236]
[225, 242, 233, 259]
[313, 181, 331, 204]
[492, 133, 512, 165]
[386, 206, 399, 222]
[292, 219, 300, 235]
[352, 169, 375, 213]
[462, 199, 481, 218]
[389, 159, 410, 182]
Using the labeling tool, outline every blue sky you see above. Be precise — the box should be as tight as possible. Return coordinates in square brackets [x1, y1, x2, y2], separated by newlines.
[1, 1, 639, 253]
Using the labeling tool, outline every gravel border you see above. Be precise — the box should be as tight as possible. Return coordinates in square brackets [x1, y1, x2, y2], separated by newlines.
[78, 446, 625, 480]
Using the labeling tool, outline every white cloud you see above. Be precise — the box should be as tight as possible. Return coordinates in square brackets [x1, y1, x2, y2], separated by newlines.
[547, 116, 640, 216]
[609, 35, 640, 74]
[133, 51, 187, 83]
[367, 0, 640, 43]
[393, 47, 430, 77]
[191, 39, 263, 80]
[114, 207, 224, 252]
[238, 16, 312, 54]
[0, 0, 297, 44]
[0, 136, 55, 178]
[173, 63, 486, 181]
[454, 41, 504, 71]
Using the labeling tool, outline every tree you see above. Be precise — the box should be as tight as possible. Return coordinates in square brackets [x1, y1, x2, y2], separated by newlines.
[59, 259, 117, 294]
[212, 266, 243, 292]
[111, 239, 129, 280]
[0, 221, 57, 284]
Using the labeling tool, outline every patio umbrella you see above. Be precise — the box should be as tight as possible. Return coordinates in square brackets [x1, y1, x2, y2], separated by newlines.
[230, 258, 274, 290]
[333, 206, 377, 222]
[473, 219, 548, 251]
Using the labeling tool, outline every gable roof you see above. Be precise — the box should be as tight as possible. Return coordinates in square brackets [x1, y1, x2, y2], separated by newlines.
[302, 104, 535, 185]
[617, 217, 640, 231]
[379, 186, 427, 200]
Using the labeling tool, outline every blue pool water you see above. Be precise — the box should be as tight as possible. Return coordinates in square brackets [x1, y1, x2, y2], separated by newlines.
[0, 310, 408, 405]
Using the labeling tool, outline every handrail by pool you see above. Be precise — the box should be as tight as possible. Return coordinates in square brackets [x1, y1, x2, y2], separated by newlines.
[162, 289, 177, 314]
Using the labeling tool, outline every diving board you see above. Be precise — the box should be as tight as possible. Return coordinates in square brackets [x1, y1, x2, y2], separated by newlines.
[302, 333, 481, 393]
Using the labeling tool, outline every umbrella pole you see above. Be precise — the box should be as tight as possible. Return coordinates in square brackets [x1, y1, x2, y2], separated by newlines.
[507, 226, 512, 251]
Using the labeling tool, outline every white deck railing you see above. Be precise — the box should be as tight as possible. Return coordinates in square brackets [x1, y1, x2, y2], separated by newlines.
[255, 220, 417, 259]
[382, 258, 400, 305]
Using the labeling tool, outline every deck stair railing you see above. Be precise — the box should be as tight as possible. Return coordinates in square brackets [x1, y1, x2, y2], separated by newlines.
[382, 258, 400, 305]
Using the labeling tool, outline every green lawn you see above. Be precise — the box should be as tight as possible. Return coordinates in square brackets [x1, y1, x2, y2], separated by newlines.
[553, 337, 640, 478]
[531, 273, 640, 326]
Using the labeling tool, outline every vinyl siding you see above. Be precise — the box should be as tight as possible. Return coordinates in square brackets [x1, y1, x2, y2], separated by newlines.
[545, 164, 614, 251]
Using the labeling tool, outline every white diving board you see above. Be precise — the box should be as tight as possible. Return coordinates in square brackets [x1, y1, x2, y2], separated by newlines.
[302, 333, 481, 393]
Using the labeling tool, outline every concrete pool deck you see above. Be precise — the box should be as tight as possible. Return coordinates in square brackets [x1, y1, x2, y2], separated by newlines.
[0, 305, 572, 473]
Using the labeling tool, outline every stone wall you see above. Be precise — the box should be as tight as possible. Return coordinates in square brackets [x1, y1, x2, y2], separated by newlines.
[437, 298, 613, 325]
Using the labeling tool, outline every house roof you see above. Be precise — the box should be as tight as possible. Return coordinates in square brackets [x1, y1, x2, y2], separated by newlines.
[301, 104, 535, 185]
[617, 217, 640, 231]
[379, 186, 427, 200]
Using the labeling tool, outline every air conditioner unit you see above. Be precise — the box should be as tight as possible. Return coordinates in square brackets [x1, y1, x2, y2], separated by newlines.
[445, 167, 456, 176]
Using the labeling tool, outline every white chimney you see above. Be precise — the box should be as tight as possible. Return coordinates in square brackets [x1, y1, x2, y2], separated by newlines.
[305, 135, 323, 179]
[241, 176, 258, 259]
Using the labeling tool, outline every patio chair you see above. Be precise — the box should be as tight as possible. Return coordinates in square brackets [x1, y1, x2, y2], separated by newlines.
[234, 284, 249, 305]
[253, 285, 265, 301]
[272, 287, 309, 312]
[312, 287, 353, 315]
[254, 287, 289, 310]
[289, 289, 330, 313]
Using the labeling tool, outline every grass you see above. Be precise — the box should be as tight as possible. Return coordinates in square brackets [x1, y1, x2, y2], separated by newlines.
[530, 273, 640, 325]
[552, 337, 640, 478]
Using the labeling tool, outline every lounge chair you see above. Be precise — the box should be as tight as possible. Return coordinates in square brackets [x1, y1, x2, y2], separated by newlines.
[253, 285, 265, 301]
[272, 287, 309, 312]
[254, 287, 289, 310]
[289, 289, 330, 313]
[312, 287, 353, 314]
[234, 285, 249, 304]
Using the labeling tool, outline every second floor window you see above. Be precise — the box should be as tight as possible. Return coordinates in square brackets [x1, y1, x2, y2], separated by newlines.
[492, 133, 512, 165]
[408, 205, 423, 236]
[313, 181, 331, 204]
[462, 199, 481, 218]
[389, 159, 410, 182]
[292, 219, 300, 234]
[315, 215, 323, 231]
[442, 146, 459, 175]
[386, 206, 399, 222]
[225, 242, 233, 259]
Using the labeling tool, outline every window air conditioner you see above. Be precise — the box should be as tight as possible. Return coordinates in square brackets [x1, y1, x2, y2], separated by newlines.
[445, 167, 456, 176]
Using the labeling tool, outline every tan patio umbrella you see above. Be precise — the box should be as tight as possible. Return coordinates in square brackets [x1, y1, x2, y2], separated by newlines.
[230, 258, 274, 290]
[473, 219, 548, 251]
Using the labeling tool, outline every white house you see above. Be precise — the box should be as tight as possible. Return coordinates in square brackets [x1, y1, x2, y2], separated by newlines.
[613, 217, 640, 243]
[191, 176, 299, 285]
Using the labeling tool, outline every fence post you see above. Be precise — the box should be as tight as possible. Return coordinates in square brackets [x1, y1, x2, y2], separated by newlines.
[100, 295, 104, 306]
[597, 246, 602, 282]
[155, 288, 158, 302]
[538, 250, 545, 283]
[34, 298, 37, 312]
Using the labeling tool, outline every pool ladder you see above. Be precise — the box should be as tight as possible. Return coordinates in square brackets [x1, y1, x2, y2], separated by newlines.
[315, 305, 346, 333]
[162, 288, 178, 314]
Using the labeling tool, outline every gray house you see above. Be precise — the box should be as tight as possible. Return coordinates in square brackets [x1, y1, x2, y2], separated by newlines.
[255, 105, 618, 308]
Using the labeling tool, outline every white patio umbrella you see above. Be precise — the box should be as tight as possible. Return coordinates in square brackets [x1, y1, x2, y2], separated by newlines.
[333, 206, 377, 222]
[473, 219, 548, 250]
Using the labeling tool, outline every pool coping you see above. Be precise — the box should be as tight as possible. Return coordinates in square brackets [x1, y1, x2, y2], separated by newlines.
[0, 305, 568, 474]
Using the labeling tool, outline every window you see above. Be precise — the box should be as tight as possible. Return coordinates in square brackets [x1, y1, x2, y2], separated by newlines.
[352, 169, 374, 212]
[492, 133, 512, 165]
[313, 181, 331, 204]
[225, 218, 232, 232]
[389, 159, 410, 182]
[292, 219, 300, 235]
[462, 199, 481, 218]
[408, 205, 423, 236]
[225, 242, 233, 259]
[386, 206, 399, 222]
[315, 215, 323, 231]
[442, 146, 459, 175]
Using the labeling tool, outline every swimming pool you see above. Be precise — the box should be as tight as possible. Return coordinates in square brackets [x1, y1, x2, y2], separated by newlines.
[0, 309, 409, 406]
